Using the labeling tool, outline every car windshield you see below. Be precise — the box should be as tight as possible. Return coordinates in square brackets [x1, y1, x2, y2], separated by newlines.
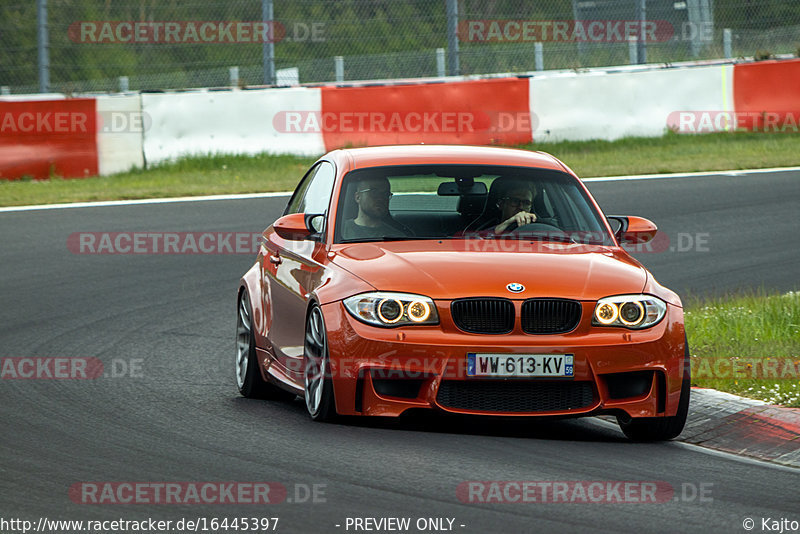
[334, 164, 615, 246]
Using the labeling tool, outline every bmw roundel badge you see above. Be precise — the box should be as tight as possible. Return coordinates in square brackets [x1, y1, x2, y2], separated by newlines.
[506, 283, 525, 293]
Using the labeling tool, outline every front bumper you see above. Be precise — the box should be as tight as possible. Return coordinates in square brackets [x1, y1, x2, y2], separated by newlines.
[321, 300, 685, 419]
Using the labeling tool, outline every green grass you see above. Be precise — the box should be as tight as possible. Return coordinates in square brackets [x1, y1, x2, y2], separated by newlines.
[522, 130, 800, 178]
[686, 291, 800, 407]
[1, 131, 800, 207]
[0, 153, 317, 207]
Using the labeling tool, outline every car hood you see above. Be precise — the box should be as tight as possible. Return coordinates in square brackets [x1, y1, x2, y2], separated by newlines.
[330, 240, 647, 301]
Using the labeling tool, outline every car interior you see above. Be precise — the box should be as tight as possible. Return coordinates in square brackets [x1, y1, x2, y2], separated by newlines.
[334, 165, 611, 244]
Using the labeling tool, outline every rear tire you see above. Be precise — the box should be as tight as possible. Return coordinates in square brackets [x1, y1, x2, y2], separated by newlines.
[618, 336, 691, 441]
[236, 290, 293, 400]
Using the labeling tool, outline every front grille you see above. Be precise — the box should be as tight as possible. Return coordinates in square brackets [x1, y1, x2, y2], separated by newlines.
[436, 380, 595, 412]
[451, 298, 514, 334]
[521, 299, 581, 334]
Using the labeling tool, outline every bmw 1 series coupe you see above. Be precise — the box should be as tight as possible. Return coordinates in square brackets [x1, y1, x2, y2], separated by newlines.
[236, 145, 690, 441]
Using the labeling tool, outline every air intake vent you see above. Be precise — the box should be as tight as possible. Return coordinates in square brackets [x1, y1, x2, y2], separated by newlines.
[437, 380, 595, 412]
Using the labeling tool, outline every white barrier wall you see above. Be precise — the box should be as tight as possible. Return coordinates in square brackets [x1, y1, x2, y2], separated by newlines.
[0, 93, 66, 102]
[529, 64, 734, 142]
[141, 87, 324, 164]
[7, 59, 776, 181]
[97, 94, 145, 175]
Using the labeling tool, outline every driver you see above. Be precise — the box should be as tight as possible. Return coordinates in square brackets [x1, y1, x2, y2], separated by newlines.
[491, 181, 538, 234]
[341, 176, 412, 240]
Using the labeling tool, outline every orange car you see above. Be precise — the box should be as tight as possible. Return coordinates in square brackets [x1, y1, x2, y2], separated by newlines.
[236, 145, 690, 441]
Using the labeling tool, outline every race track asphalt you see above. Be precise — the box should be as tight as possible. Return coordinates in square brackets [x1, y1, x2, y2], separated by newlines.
[1, 169, 798, 533]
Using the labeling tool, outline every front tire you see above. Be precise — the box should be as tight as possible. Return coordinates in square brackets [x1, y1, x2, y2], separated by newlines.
[304, 305, 337, 422]
[236, 290, 292, 399]
[617, 337, 691, 441]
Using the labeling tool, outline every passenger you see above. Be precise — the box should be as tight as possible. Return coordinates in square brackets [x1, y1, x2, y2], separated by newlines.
[341, 177, 413, 240]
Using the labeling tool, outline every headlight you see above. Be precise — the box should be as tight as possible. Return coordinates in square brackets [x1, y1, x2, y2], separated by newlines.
[344, 292, 439, 327]
[592, 295, 666, 329]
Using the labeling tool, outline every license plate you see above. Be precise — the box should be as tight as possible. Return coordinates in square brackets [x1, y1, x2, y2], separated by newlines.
[467, 353, 574, 378]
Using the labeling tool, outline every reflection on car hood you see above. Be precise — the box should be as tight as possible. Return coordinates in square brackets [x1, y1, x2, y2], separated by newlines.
[331, 240, 647, 301]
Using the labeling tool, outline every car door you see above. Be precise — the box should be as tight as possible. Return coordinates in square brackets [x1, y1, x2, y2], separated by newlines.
[261, 161, 336, 384]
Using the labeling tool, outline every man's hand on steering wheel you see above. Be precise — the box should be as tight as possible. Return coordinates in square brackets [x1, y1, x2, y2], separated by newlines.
[495, 211, 537, 234]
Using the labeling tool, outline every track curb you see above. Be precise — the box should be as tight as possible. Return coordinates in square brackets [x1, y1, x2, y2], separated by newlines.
[682, 388, 800, 468]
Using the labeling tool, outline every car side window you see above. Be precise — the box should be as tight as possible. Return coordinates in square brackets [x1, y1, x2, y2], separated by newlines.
[284, 164, 321, 216]
[284, 161, 336, 235]
[301, 161, 335, 216]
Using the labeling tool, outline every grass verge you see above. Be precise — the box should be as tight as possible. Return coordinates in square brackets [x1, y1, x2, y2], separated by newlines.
[2, 131, 800, 208]
[686, 291, 800, 407]
[522, 130, 800, 178]
[0, 153, 317, 207]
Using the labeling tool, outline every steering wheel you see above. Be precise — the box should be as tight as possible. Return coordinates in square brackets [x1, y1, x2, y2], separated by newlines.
[512, 221, 564, 234]
[471, 217, 561, 234]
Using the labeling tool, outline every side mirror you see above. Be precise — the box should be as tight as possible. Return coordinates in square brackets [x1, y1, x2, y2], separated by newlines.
[608, 215, 658, 245]
[273, 213, 324, 240]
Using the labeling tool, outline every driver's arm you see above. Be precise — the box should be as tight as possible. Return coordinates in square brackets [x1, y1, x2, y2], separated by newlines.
[494, 211, 537, 234]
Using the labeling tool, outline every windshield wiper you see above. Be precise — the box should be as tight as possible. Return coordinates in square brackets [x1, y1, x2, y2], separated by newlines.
[497, 233, 580, 244]
[340, 236, 430, 243]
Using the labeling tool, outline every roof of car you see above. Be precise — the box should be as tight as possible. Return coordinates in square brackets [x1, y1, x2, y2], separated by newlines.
[331, 145, 569, 173]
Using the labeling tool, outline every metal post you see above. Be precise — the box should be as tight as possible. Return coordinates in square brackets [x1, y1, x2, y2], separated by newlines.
[628, 36, 638, 65]
[446, 0, 460, 76]
[636, 0, 647, 64]
[262, 0, 275, 85]
[229, 67, 239, 87]
[571, 0, 586, 62]
[37, 0, 49, 93]
[686, 0, 712, 57]
[436, 48, 446, 77]
[723, 28, 732, 59]
[534, 42, 544, 71]
[334, 56, 344, 82]
[119, 76, 129, 92]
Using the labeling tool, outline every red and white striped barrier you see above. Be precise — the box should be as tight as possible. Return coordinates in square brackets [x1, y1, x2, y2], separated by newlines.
[2, 59, 799, 180]
[0, 98, 97, 180]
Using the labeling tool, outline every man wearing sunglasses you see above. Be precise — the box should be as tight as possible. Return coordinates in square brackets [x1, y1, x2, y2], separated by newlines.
[341, 176, 413, 240]
[491, 182, 538, 234]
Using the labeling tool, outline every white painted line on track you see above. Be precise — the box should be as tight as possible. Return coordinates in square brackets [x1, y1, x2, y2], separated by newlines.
[2, 165, 798, 213]
[0, 191, 291, 213]
[582, 165, 800, 182]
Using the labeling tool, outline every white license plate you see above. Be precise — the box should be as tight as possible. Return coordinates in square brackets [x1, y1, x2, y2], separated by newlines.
[467, 353, 574, 378]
